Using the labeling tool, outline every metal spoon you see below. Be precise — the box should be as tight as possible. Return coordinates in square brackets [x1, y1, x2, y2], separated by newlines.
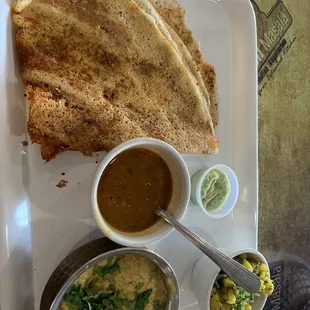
[156, 208, 261, 294]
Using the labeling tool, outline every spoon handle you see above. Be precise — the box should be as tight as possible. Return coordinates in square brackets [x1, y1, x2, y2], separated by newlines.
[156, 208, 261, 294]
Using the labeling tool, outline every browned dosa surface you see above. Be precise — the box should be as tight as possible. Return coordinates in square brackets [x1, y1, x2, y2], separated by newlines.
[12, 0, 219, 160]
[150, 0, 219, 126]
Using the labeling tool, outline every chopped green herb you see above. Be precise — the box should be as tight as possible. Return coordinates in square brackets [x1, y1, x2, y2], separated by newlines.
[63, 284, 153, 310]
[63, 284, 116, 310]
[135, 282, 144, 291]
[93, 263, 119, 277]
[63, 285, 133, 310]
[214, 273, 227, 288]
[237, 301, 244, 310]
[107, 256, 114, 266]
[135, 289, 152, 310]
[92, 256, 123, 277]
[63, 284, 84, 308]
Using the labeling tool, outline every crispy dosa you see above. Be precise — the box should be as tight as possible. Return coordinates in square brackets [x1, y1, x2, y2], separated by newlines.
[133, 0, 215, 132]
[150, 0, 219, 126]
[12, 0, 219, 160]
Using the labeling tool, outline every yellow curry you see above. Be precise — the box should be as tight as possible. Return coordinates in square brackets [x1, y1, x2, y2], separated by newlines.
[59, 254, 168, 310]
[210, 254, 274, 310]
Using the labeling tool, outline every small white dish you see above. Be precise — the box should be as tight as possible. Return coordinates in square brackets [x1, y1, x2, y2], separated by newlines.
[190, 164, 239, 218]
[192, 248, 269, 310]
[91, 138, 190, 247]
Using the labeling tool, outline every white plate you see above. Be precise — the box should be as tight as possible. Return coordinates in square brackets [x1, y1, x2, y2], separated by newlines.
[0, 0, 257, 309]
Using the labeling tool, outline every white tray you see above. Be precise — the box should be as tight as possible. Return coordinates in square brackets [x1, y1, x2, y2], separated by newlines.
[0, 0, 257, 309]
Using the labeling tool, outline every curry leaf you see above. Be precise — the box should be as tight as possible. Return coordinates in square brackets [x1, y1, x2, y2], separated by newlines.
[93, 263, 119, 277]
[63, 285, 128, 310]
[63, 271, 153, 310]
[135, 282, 144, 291]
[63, 285, 84, 308]
[92, 257, 123, 277]
[135, 289, 152, 310]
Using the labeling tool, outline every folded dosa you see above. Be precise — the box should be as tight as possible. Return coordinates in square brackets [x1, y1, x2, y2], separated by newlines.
[150, 0, 219, 126]
[12, 0, 219, 160]
[133, 0, 215, 132]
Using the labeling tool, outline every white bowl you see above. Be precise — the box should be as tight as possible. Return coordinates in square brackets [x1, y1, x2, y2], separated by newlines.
[190, 164, 239, 218]
[91, 138, 190, 247]
[192, 248, 269, 310]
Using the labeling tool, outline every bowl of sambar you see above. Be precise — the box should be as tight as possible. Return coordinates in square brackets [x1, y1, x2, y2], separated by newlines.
[91, 138, 190, 247]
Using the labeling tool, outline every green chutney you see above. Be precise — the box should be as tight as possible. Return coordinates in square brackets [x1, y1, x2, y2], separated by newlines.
[201, 169, 230, 211]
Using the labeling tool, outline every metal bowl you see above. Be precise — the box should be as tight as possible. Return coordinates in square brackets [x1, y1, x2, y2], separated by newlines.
[49, 247, 180, 310]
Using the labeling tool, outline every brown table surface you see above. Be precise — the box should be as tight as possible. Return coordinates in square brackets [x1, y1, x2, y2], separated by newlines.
[253, 1, 310, 308]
